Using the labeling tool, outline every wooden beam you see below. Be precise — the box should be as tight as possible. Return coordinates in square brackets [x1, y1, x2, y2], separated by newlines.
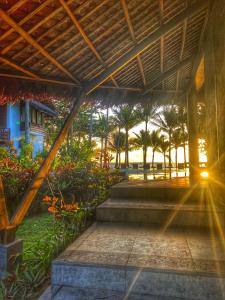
[0, 176, 9, 230]
[22, 0, 109, 69]
[176, 0, 188, 92]
[7, 0, 28, 15]
[1, 0, 74, 55]
[84, 0, 208, 95]
[0, 0, 53, 43]
[120, 0, 146, 86]
[0, 73, 78, 87]
[0, 56, 39, 78]
[0, 8, 80, 84]
[58, 0, 118, 87]
[159, 0, 165, 89]
[0, 73, 141, 91]
[142, 57, 193, 95]
[11, 91, 85, 226]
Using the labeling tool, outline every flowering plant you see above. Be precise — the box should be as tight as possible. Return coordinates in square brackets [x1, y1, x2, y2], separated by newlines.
[42, 195, 79, 218]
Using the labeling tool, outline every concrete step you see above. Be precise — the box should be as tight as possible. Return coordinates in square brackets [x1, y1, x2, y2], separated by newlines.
[51, 223, 225, 300]
[110, 185, 198, 201]
[96, 199, 225, 228]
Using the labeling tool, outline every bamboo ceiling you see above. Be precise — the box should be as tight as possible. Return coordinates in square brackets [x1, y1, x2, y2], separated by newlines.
[0, 0, 209, 102]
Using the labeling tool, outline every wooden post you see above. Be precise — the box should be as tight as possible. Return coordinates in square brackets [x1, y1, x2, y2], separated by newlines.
[25, 100, 30, 144]
[11, 90, 84, 226]
[187, 92, 199, 184]
[0, 176, 9, 230]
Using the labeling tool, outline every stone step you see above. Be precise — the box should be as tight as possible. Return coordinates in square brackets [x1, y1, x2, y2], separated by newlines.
[110, 185, 199, 201]
[52, 255, 225, 300]
[51, 222, 225, 300]
[96, 199, 225, 228]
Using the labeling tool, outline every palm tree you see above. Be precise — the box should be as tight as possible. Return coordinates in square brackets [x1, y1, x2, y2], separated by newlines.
[152, 106, 178, 178]
[138, 103, 158, 133]
[113, 105, 140, 167]
[150, 129, 163, 171]
[130, 130, 151, 168]
[171, 129, 183, 176]
[108, 132, 126, 168]
[158, 138, 170, 177]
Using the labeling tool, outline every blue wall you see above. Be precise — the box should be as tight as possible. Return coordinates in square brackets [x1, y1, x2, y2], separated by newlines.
[30, 132, 44, 157]
[7, 103, 21, 152]
[7, 103, 45, 157]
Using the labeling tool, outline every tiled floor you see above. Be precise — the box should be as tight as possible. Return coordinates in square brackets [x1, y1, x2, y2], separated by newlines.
[57, 222, 225, 275]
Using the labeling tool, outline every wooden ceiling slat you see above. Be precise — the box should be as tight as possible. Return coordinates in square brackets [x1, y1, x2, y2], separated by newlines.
[36, 1, 122, 73]
[0, 0, 53, 43]
[143, 57, 193, 94]
[0, 56, 38, 78]
[58, 0, 118, 87]
[120, 0, 146, 86]
[0, 8, 79, 83]
[85, 0, 207, 95]
[7, 0, 28, 15]
[1, 0, 75, 56]
[21, 0, 108, 68]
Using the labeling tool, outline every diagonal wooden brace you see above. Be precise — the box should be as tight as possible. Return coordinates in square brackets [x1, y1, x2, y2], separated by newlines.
[0, 176, 9, 230]
[11, 90, 85, 226]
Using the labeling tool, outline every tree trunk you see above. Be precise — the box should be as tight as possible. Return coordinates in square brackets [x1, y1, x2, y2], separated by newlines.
[169, 130, 172, 179]
[119, 151, 121, 167]
[152, 149, 155, 178]
[164, 153, 166, 178]
[89, 106, 93, 145]
[115, 150, 119, 168]
[100, 137, 104, 168]
[103, 106, 109, 168]
[183, 143, 187, 176]
[175, 146, 178, 177]
[125, 128, 129, 168]
[143, 145, 147, 168]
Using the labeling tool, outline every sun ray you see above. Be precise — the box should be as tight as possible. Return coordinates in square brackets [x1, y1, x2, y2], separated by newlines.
[160, 182, 199, 233]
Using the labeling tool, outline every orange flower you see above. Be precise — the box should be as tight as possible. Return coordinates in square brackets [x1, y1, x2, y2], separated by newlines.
[43, 195, 52, 203]
[48, 206, 58, 214]
[63, 203, 79, 211]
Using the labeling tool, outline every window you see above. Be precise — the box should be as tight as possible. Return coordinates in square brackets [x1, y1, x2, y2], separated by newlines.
[31, 108, 36, 124]
[37, 111, 42, 125]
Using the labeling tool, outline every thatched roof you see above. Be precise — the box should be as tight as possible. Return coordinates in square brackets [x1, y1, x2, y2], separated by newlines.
[0, 0, 210, 104]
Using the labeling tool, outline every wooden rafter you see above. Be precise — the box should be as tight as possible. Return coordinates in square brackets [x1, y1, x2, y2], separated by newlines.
[142, 57, 193, 95]
[0, 73, 141, 91]
[58, 0, 118, 87]
[0, 0, 53, 43]
[0, 73, 78, 87]
[120, 0, 146, 86]
[0, 8, 79, 84]
[176, 0, 188, 92]
[0, 0, 74, 55]
[84, 0, 208, 95]
[0, 56, 38, 78]
[7, 0, 28, 15]
[20, 0, 108, 68]
[159, 0, 164, 89]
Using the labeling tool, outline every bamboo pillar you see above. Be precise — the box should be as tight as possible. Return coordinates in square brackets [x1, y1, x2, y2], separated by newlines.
[11, 90, 84, 226]
[187, 92, 199, 184]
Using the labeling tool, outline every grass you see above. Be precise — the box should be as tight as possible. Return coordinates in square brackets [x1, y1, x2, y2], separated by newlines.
[16, 213, 54, 260]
